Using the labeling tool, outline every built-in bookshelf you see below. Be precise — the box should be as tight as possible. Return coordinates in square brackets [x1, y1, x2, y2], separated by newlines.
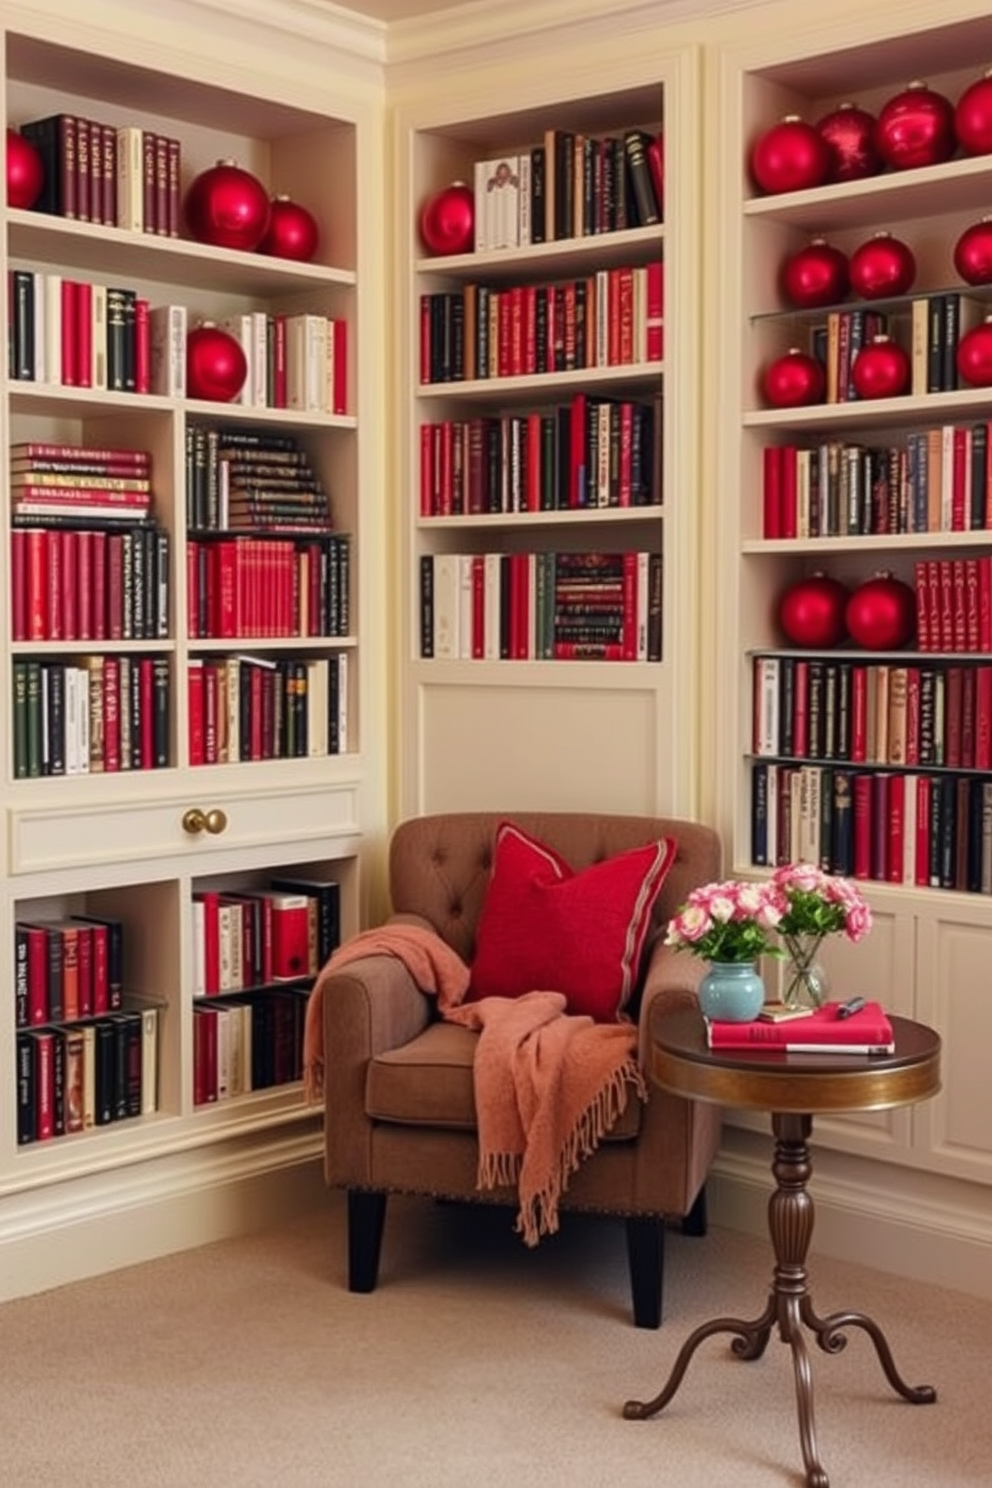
[716, 11, 992, 1193]
[395, 53, 701, 818]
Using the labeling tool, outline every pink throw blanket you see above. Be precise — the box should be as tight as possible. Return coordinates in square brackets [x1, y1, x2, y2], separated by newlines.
[303, 924, 645, 1245]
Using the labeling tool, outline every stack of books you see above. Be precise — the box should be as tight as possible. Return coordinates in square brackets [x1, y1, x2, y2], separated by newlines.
[705, 999, 895, 1054]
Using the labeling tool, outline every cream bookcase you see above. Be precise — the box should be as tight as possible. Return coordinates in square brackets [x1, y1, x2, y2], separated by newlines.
[0, 10, 385, 1297]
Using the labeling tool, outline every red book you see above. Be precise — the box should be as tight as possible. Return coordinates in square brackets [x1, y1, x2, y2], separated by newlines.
[951, 559, 967, 651]
[762, 444, 783, 539]
[705, 1000, 894, 1051]
[420, 423, 435, 516]
[944, 665, 963, 767]
[195, 890, 221, 995]
[31, 1031, 57, 1140]
[75, 529, 93, 639]
[887, 773, 906, 884]
[193, 1004, 218, 1104]
[646, 133, 664, 217]
[107, 532, 124, 639]
[331, 316, 347, 415]
[21, 924, 50, 1026]
[937, 561, 954, 652]
[569, 392, 588, 507]
[419, 294, 431, 385]
[75, 279, 93, 388]
[24, 529, 47, 640]
[779, 444, 797, 539]
[103, 655, 121, 772]
[645, 260, 663, 362]
[60, 279, 78, 385]
[960, 665, 976, 768]
[980, 556, 992, 650]
[905, 665, 921, 766]
[965, 558, 981, 651]
[272, 315, 287, 407]
[75, 918, 108, 1015]
[44, 528, 64, 641]
[914, 775, 932, 887]
[951, 425, 970, 532]
[871, 772, 890, 881]
[10, 529, 27, 640]
[269, 893, 310, 979]
[90, 528, 108, 639]
[511, 551, 530, 659]
[471, 554, 485, 660]
[850, 665, 868, 763]
[139, 657, 155, 769]
[976, 666, 992, 770]
[852, 772, 873, 879]
[133, 297, 151, 392]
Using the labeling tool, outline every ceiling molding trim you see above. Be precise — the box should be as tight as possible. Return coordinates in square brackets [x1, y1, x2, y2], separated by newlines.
[162, 0, 388, 67]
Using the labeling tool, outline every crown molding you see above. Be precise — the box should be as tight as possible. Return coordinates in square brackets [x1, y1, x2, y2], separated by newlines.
[178, 0, 388, 65]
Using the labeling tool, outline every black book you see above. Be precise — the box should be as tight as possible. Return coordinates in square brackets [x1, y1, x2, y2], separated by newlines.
[751, 762, 769, 867]
[16, 1034, 35, 1145]
[20, 114, 77, 217]
[529, 143, 546, 245]
[419, 555, 434, 658]
[11, 270, 35, 381]
[94, 1019, 117, 1124]
[623, 129, 661, 227]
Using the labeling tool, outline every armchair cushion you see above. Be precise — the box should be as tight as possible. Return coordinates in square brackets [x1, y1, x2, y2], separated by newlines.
[466, 821, 677, 1022]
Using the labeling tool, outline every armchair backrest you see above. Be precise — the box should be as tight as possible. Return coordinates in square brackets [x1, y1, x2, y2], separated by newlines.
[389, 811, 722, 966]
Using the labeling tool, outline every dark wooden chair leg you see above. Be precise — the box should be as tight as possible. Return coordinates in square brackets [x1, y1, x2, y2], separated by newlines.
[680, 1183, 708, 1238]
[347, 1189, 387, 1293]
[625, 1215, 664, 1329]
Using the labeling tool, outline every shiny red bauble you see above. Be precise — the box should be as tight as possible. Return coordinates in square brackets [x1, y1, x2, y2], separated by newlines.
[777, 573, 850, 649]
[258, 195, 319, 261]
[845, 574, 916, 650]
[419, 181, 474, 256]
[875, 81, 956, 171]
[956, 315, 992, 387]
[955, 69, 992, 156]
[184, 159, 271, 252]
[848, 232, 916, 298]
[186, 323, 248, 402]
[6, 128, 44, 209]
[761, 347, 825, 407]
[749, 115, 830, 195]
[851, 335, 910, 399]
[815, 102, 882, 182]
[954, 218, 992, 284]
[781, 237, 849, 309]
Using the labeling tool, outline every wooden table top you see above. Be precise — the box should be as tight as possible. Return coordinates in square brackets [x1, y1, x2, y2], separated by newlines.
[648, 1006, 942, 1115]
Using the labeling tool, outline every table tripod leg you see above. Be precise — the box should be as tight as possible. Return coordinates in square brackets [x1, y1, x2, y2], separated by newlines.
[781, 1296, 829, 1488]
[623, 1299, 776, 1420]
[800, 1298, 937, 1405]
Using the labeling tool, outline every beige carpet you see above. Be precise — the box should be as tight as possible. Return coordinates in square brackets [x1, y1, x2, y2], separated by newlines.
[0, 1192, 989, 1487]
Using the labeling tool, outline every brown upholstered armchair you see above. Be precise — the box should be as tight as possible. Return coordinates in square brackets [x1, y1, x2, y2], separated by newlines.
[321, 811, 723, 1327]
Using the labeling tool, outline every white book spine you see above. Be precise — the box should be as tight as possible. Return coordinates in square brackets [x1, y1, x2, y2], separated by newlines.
[457, 554, 474, 658]
[517, 151, 531, 246]
[484, 553, 501, 659]
[251, 310, 268, 407]
[64, 667, 80, 775]
[191, 899, 206, 998]
[116, 125, 144, 232]
[44, 273, 62, 384]
[636, 551, 649, 661]
[432, 553, 460, 659]
[307, 658, 329, 757]
[755, 656, 780, 756]
[140, 1008, 158, 1115]
[222, 314, 253, 406]
[76, 664, 90, 774]
[91, 282, 108, 390]
[226, 659, 240, 763]
[336, 652, 348, 753]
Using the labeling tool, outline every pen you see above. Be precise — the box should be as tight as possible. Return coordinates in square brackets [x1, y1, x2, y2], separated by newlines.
[837, 996, 867, 1020]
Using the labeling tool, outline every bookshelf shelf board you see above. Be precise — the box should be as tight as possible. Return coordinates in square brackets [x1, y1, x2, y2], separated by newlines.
[10, 639, 175, 656]
[188, 636, 357, 653]
[410, 657, 663, 684]
[418, 505, 663, 530]
[184, 401, 357, 430]
[751, 285, 992, 327]
[743, 388, 991, 432]
[743, 533, 992, 555]
[743, 153, 992, 233]
[415, 224, 664, 280]
[418, 362, 661, 401]
[9, 384, 176, 417]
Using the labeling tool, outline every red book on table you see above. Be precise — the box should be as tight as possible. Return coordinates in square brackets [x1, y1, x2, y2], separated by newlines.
[706, 1000, 894, 1052]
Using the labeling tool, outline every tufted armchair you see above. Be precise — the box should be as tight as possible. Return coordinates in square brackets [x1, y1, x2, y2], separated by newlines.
[321, 811, 723, 1327]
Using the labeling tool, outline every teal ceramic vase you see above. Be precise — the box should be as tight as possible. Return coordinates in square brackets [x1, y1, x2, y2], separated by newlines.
[698, 961, 765, 1022]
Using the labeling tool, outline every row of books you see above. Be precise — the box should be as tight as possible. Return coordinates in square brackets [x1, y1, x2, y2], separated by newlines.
[11, 439, 154, 519]
[753, 656, 992, 772]
[193, 990, 304, 1104]
[193, 876, 340, 996]
[751, 761, 992, 897]
[806, 293, 981, 406]
[11, 524, 169, 644]
[762, 423, 992, 540]
[219, 309, 348, 416]
[187, 535, 350, 640]
[12, 656, 171, 778]
[19, 112, 181, 233]
[15, 914, 124, 1029]
[420, 550, 663, 662]
[705, 1001, 895, 1054]
[185, 426, 332, 533]
[419, 261, 663, 385]
[188, 652, 349, 765]
[17, 1008, 159, 1145]
[420, 397, 659, 518]
[469, 128, 662, 251]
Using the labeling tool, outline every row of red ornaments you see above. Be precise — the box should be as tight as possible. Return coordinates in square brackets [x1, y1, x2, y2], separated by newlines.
[778, 573, 915, 652]
[751, 76, 992, 194]
[762, 322, 992, 408]
[782, 224, 992, 313]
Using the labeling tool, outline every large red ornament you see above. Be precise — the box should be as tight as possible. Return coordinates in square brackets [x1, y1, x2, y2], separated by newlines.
[419, 181, 474, 256]
[955, 69, 992, 156]
[815, 102, 882, 182]
[781, 237, 849, 309]
[956, 315, 992, 387]
[845, 574, 916, 651]
[777, 573, 850, 649]
[954, 218, 992, 285]
[184, 159, 271, 252]
[761, 347, 825, 408]
[749, 115, 830, 195]
[875, 81, 956, 171]
[848, 231, 916, 298]
[851, 334, 910, 399]
[259, 195, 319, 261]
[6, 128, 44, 209]
[186, 322, 248, 402]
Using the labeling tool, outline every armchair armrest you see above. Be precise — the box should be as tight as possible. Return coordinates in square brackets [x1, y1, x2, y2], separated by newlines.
[636, 938, 705, 1070]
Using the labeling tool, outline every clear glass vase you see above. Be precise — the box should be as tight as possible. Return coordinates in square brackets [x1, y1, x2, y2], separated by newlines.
[781, 933, 829, 1008]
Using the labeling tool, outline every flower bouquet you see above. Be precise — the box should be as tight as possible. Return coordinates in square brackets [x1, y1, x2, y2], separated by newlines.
[771, 862, 873, 1006]
[664, 879, 784, 964]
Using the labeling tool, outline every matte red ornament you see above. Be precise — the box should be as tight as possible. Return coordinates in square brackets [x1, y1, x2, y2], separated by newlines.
[781, 237, 849, 309]
[184, 159, 271, 252]
[956, 315, 992, 387]
[419, 181, 474, 256]
[845, 573, 916, 651]
[955, 69, 992, 156]
[815, 102, 882, 182]
[749, 115, 830, 195]
[875, 80, 956, 171]
[186, 322, 248, 402]
[259, 195, 319, 261]
[6, 128, 44, 209]
[954, 217, 992, 285]
[848, 232, 916, 299]
[851, 334, 910, 399]
[777, 573, 850, 649]
[761, 347, 825, 408]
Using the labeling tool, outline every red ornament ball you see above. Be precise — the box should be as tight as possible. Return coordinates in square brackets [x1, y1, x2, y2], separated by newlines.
[781, 238, 849, 309]
[749, 115, 830, 195]
[186, 322, 248, 402]
[419, 181, 474, 256]
[848, 232, 916, 299]
[956, 316, 992, 387]
[6, 128, 44, 209]
[777, 574, 850, 649]
[954, 218, 992, 285]
[875, 81, 956, 171]
[761, 348, 825, 408]
[259, 195, 319, 261]
[815, 102, 882, 182]
[845, 574, 916, 650]
[955, 69, 992, 156]
[851, 335, 910, 399]
[184, 159, 271, 252]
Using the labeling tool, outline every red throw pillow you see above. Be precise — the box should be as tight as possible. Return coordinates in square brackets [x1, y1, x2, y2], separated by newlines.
[467, 822, 677, 1022]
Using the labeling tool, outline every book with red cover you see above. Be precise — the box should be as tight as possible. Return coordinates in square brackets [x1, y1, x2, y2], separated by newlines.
[706, 1000, 894, 1051]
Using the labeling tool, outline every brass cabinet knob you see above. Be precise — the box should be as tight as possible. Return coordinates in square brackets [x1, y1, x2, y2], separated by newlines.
[204, 808, 228, 835]
[182, 807, 229, 835]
